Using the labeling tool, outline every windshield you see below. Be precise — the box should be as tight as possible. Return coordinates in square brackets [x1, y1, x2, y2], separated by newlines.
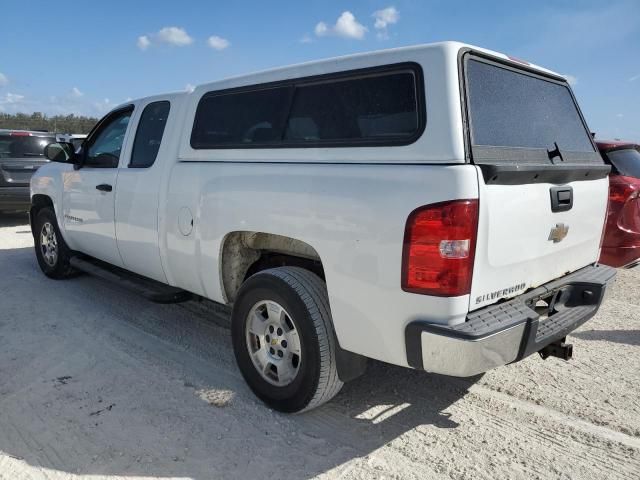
[606, 147, 640, 179]
[0, 134, 55, 159]
[466, 58, 594, 153]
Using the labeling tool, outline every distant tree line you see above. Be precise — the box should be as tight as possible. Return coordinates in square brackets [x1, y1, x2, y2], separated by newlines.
[0, 112, 98, 134]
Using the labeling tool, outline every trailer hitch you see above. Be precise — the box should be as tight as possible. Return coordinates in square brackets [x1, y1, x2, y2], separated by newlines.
[539, 338, 573, 361]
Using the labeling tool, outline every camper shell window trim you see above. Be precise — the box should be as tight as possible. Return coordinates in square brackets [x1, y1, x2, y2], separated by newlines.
[190, 62, 426, 150]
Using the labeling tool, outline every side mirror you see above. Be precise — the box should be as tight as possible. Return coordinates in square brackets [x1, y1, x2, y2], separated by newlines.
[44, 142, 77, 163]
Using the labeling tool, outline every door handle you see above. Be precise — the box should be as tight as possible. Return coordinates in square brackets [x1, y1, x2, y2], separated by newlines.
[96, 184, 113, 192]
[550, 186, 573, 212]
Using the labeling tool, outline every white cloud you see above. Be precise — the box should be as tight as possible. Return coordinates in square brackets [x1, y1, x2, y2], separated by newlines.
[563, 74, 578, 86]
[616, 113, 624, 118]
[90, 98, 114, 114]
[315, 21, 329, 37]
[0, 88, 132, 117]
[334, 11, 367, 39]
[300, 34, 313, 44]
[70, 87, 83, 98]
[0, 73, 8, 87]
[0, 92, 25, 113]
[185, 83, 195, 93]
[315, 11, 367, 40]
[137, 35, 151, 51]
[629, 74, 640, 82]
[207, 35, 230, 51]
[0, 92, 25, 104]
[373, 6, 399, 39]
[156, 26, 193, 46]
[137, 27, 193, 50]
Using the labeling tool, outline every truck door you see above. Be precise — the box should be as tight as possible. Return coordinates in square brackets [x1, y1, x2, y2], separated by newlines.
[61, 106, 133, 267]
[114, 99, 172, 282]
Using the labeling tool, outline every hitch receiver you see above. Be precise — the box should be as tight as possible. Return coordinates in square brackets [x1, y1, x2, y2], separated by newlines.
[539, 338, 573, 361]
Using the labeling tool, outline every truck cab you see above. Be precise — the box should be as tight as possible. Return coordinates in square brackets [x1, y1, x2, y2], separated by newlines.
[30, 42, 615, 413]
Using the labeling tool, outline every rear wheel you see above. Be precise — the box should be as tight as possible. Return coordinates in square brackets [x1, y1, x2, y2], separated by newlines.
[33, 207, 75, 279]
[231, 267, 343, 413]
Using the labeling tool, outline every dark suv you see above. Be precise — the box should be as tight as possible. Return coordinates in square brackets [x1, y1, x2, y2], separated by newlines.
[0, 129, 55, 212]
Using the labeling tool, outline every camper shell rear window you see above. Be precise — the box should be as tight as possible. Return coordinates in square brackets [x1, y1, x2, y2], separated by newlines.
[462, 54, 601, 166]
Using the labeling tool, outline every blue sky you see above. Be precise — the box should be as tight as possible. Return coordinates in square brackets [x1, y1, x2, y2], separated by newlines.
[0, 0, 638, 140]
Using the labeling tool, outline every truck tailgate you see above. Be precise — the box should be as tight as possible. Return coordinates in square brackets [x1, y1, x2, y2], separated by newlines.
[471, 176, 608, 310]
[461, 52, 609, 311]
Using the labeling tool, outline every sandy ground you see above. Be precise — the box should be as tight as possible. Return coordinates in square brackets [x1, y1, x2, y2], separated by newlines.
[0, 212, 638, 480]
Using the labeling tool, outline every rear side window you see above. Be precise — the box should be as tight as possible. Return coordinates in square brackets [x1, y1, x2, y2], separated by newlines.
[130, 101, 171, 168]
[606, 148, 640, 178]
[466, 59, 594, 153]
[0, 134, 55, 159]
[190, 63, 424, 149]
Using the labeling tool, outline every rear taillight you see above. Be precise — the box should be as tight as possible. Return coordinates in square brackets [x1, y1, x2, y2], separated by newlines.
[609, 177, 640, 204]
[610, 176, 640, 235]
[402, 199, 479, 296]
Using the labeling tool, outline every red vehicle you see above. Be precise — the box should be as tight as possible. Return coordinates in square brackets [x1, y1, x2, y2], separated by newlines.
[597, 140, 640, 268]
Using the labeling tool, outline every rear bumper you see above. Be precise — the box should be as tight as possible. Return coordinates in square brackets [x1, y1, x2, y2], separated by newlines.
[0, 186, 30, 210]
[405, 264, 616, 377]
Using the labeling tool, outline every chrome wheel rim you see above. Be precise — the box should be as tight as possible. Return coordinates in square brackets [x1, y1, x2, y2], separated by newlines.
[40, 222, 58, 267]
[245, 300, 302, 387]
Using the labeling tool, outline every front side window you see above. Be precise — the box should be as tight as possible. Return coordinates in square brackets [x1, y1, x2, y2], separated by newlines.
[466, 58, 594, 153]
[130, 101, 171, 168]
[190, 63, 424, 149]
[86, 109, 132, 167]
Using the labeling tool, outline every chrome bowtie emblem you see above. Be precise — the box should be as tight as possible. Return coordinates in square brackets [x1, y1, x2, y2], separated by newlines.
[548, 223, 569, 243]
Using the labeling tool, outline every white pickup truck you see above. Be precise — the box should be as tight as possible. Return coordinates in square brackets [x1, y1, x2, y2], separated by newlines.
[31, 42, 615, 412]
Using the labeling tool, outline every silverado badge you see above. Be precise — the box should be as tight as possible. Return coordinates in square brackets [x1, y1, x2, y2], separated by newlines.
[548, 223, 569, 243]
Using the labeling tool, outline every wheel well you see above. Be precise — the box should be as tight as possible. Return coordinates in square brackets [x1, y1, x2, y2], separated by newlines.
[220, 231, 324, 304]
[29, 194, 54, 236]
[221, 231, 368, 382]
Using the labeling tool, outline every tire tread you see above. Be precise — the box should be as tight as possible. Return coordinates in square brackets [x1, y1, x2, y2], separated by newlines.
[257, 267, 343, 412]
[34, 207, 76, 279]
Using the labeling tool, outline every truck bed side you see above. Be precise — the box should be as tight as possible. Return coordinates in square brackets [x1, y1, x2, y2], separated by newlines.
[162, 162, 479, 367]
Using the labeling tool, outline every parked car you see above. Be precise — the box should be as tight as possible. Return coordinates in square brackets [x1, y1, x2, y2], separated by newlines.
[57, 133, 87, 152]
[597, 140, 640, 268]
[69, 135, 87, 151]
[0, 129, 54, 213]
[30, 42, 615, 413]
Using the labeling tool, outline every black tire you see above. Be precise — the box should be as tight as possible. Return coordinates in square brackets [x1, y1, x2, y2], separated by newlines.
[33, 207, 75, 279]
[231, 267, 343, 413]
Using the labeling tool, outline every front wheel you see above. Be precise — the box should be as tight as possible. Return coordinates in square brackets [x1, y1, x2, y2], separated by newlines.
[33, 207, 75, 279]
[231, 267, 343, 413]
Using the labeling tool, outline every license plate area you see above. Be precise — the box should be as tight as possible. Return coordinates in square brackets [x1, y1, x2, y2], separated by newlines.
[528, 290, 564, 322]
[525, 281, 603, 327]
